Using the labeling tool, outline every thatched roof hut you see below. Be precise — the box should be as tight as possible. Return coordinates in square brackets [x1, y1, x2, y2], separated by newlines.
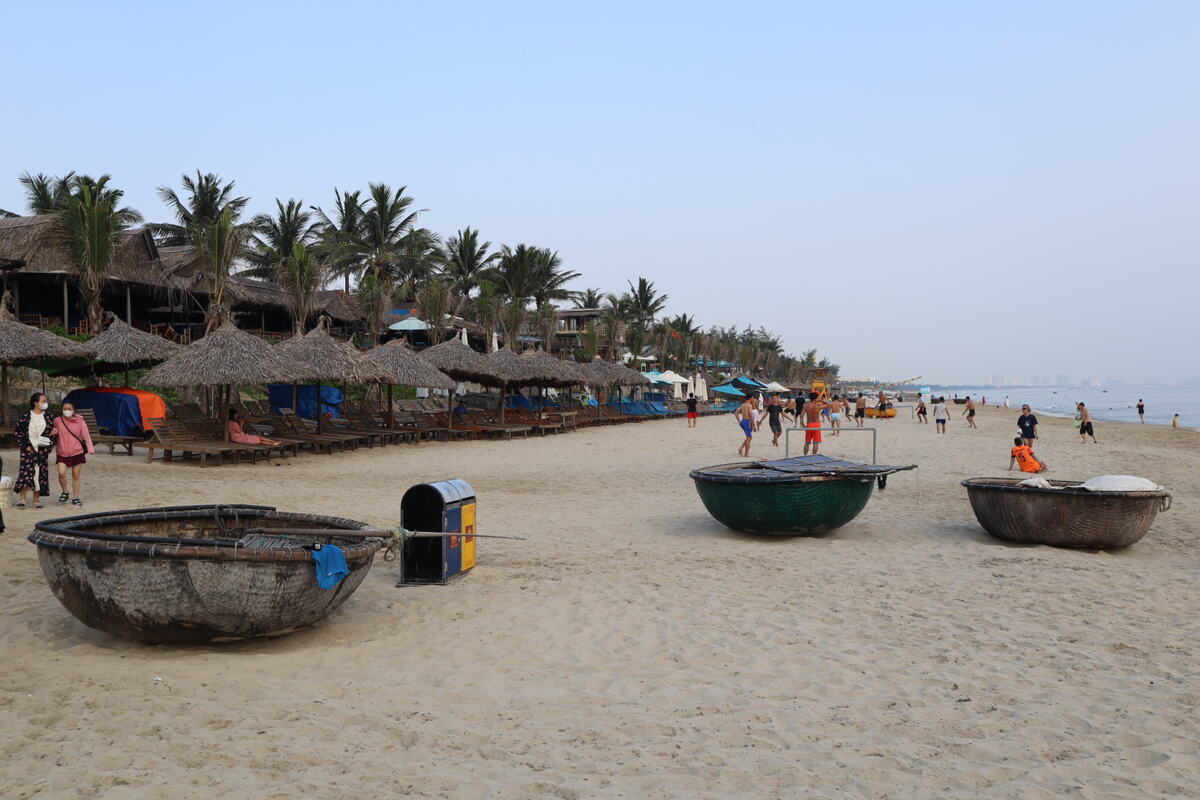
[141, 321, 304, 387]
[275, 326, 392, 384]
[365, 339, 455, 389]
[0, 307, 95, 364]
[418, 338, 506, 387]
[520, 349, 586, 387]
[89, 318, 182, 365]
[578, 357, 649, 387]
[0, 215, 184, 290]
[487, 347, 551, 386]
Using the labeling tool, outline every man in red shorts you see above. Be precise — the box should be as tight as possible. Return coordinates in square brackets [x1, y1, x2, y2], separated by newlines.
[801, 391, 831, 455]
[685, 393, 699, 428]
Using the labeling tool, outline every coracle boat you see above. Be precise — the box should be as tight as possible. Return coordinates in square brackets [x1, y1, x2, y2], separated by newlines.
[690, 455, 916, 535]
[961, 478, 1171, 549]
[29, 504, 385, 643]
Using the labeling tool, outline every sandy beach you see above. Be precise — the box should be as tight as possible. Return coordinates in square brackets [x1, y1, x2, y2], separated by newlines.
[1, 406, 1197, 799]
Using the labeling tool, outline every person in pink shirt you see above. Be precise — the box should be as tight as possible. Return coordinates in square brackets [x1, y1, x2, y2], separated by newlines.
[227, 408, 282, 446]
[53, 401, 94, 506]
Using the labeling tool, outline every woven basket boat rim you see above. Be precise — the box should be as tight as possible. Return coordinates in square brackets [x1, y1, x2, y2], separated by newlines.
[961, 477, 1170, 499]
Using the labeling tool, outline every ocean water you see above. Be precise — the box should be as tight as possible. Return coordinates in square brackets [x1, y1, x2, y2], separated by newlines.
[972, 386, 1199, 429]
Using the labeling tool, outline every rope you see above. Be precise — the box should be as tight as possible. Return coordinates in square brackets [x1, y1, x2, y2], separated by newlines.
[381, 527, 410, 562]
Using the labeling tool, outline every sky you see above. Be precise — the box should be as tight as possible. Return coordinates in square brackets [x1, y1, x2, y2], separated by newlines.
[2, 1, 1197, 384]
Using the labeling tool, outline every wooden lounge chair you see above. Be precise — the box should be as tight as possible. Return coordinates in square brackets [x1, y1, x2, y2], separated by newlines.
[78, 408, 141, 455]
[185, 418, 296, 461]
[134, 418, 245, 467]
[276, 410, 366, 449]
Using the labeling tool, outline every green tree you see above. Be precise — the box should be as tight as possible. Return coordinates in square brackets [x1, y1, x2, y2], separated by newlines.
[471, 279, 502, 351]
[19, 171, 76, 213]
[441, 227, 497, 313]
[56, 176, 144, 332]
[199, 208, 246, 331]
[278, 242, 324, 333]
[243, 199, 319, 280]
[573, 287, 604, 309]
[312, 189, 366, 294]
[151, 171, 248, 247]
[415, 278, 451, 345]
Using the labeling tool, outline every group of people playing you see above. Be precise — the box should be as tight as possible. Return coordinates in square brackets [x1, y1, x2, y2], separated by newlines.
[915, 395, 978, 432]
[12, 393, 94, 509]
[732, 392, 854, 456]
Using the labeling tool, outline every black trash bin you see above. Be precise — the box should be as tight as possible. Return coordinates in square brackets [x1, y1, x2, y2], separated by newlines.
[398, 479, 476, 585]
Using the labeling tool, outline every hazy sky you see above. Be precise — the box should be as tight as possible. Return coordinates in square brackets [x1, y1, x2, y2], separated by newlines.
[3, 1, 1197, 384]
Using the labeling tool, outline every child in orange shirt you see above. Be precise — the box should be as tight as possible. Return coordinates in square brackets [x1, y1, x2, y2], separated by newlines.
[1009, 437, 1048, 473]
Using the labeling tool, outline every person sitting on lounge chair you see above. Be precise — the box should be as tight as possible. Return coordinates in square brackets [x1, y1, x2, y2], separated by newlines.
[228, 408, 281, 447]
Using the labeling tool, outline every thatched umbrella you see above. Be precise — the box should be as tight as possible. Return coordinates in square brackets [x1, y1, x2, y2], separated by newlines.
[417, 338, 509, 429]
[365, 338, 456, 420]
[88, 318, 182, 387]
[487, 347, 552, 422]
[142, 321, 304, 440]
[0, 306, 95, 426]
[276, 325, 392, 431]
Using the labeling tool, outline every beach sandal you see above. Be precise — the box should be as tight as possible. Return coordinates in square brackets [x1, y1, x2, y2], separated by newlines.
[14, 502, 25, 509]
[58, 492, 69, 503]
[72, 498, 83, 506]
[33, 502, 43, 509]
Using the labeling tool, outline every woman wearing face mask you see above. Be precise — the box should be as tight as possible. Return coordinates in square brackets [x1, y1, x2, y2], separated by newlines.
[53, 401, 94, 506]
[13, 393, 57, 509]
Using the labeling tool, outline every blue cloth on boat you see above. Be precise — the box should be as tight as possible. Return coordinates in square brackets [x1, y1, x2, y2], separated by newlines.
[310, 544, 350, 589]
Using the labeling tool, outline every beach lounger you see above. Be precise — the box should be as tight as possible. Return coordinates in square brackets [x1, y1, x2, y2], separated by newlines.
[134, 418, 247, 467]
[78, 408, 141, 455]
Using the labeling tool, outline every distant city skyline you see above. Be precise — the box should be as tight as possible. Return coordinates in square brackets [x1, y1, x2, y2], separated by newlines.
[2, 2, 1197, 382]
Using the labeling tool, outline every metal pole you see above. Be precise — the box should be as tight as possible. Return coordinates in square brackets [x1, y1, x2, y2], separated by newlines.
[784, 426, 877, 463]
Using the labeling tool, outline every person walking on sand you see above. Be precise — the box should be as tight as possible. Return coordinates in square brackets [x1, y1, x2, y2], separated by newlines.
[13, 393, 57, 509]
[915, 398, 928, 423]
[1137, 399, 1145, 423]
[933, 397, 950, 434]
[1077, 402, 1097, 443]
[735, 395, 757, 457]
[801, 392, 830, 455]
[1009, 437, 1049, 473]
[1017, 404, 1039, 446]
[764, 394, 786, 447]
[854, 394, 867, 428]
[53, 402, 93, 506]
[1004, 395, 1010, 409]
[685, 393, 699, 428]
[962, 396, 978, 429]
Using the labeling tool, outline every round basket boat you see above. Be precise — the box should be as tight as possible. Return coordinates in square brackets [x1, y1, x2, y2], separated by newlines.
[689, 456, 919, 535]
[961, 478, 1171, 549]
[29, 504, 385, 643]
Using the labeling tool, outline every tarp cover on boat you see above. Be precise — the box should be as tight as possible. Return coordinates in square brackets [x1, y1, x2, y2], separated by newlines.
[690, 454, 917, 484]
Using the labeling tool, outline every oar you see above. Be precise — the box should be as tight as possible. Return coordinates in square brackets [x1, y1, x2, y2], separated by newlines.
[243, 527, 527, 540]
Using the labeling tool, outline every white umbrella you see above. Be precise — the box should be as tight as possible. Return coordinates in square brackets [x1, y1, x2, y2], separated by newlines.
[490, 331, 499, 352]
[459, 327, 469, 345]
[388, 317, 431, 331]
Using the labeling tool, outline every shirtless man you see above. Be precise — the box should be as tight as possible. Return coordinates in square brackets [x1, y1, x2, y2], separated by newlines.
[962, 395, 978, 429]
[801, 392, 831, 455]
[735, 395, 758, 457]
[1077, 402, 1097, 443]
[854, 394, 867, 428]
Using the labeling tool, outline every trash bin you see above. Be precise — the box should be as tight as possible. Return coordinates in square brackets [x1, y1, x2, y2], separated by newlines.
[398, 479, 476, 585]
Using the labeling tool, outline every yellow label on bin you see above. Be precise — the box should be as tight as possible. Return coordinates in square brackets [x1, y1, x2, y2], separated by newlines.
[461, 502, 476, 571]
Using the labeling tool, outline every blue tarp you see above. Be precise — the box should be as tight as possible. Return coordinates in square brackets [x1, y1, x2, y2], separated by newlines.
[64, 389, 143, 436]
[268, 384, 343, 419]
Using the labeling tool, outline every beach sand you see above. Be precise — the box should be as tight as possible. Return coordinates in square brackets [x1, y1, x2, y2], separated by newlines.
[1, 406, 1197, 799]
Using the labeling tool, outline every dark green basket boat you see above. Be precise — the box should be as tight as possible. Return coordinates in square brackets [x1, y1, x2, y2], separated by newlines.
[690, 455, 916, 535]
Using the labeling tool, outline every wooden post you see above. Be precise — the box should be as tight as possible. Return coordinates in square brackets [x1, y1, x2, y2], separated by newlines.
[315, 381, 322, 432]
[61, 277, 68, 330]
[499, 382, 506, 423]
[1, 363, 7, 427]
[13, 279, 19, 316]
[125, 285, 132, 323]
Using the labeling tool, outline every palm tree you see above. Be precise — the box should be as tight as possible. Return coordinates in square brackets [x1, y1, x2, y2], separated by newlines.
[19, 171, 75, 214]
[198, 208, 245, 331]
[354, 271, 390, 347]
[391, 227, 443, 302]
[242, 199, 319, 280]
[531, 303, 558, 354]
[529, 248, 580, 307]
[416, 278, 453, 346]
[573, 287, 604, 309]
[342, 183, 427, 342]
[278, 242, 324, 333]
[625, 277, 667, 328]
[441, 227, 497, 313]
[56, 176, 143, 332]
[312, 189, 365, 294]
[151, 172, 248, 247]
[599, 293, 628, 360]
[472, 279, 502, 351]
